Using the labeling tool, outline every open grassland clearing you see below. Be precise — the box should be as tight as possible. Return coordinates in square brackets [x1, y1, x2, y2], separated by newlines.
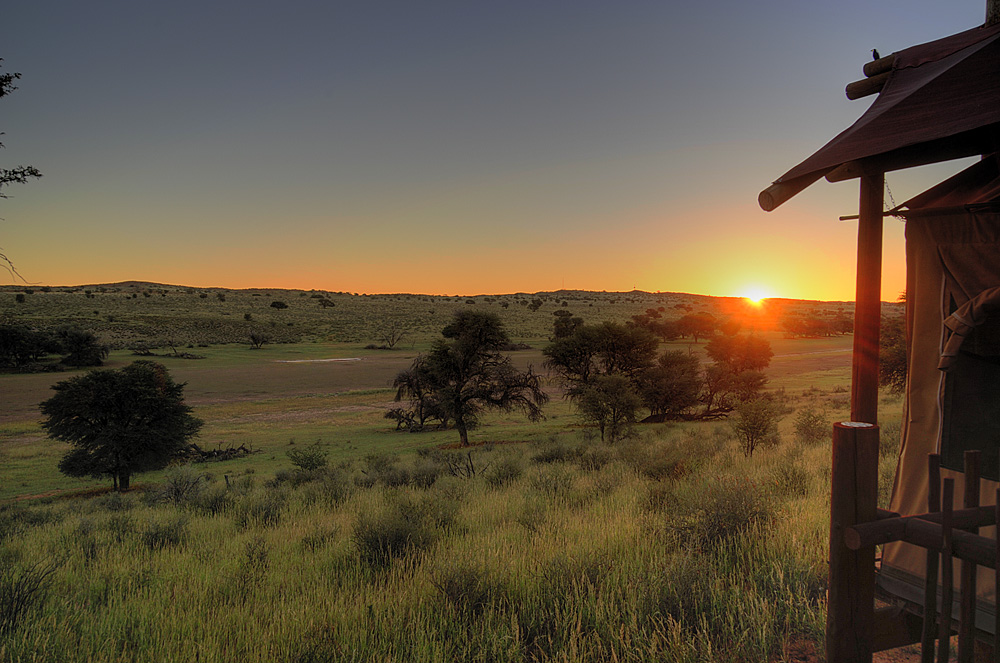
[0, 288, 903, 661]
[0, 417, 872, 662]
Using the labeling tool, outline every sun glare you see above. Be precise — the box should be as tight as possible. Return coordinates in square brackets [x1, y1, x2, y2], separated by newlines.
[741, 287, 773, 305]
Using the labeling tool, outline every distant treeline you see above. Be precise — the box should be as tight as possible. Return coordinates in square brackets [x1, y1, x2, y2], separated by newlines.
[0, 324, 109, 371]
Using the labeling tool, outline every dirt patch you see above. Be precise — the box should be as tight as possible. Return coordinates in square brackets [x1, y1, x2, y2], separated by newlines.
[273, 357, 362, 363]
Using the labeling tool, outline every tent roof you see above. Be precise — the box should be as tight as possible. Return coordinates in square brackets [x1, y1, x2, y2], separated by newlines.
[898, 153, 1000, 213]
[760, 23, 1000, 210]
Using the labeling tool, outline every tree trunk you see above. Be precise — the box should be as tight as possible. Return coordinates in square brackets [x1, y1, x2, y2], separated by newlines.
[118, 473, 130, 492]
[456, 417, 469, 446]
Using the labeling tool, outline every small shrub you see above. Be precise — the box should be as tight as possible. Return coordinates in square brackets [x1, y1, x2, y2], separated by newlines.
[530, 466, 574, 499]
[301, 526, 339, 552]
[0, 558, 60, 635]
[531, 440, 577, 464]
[286, 441, 329, 472]
[880, 418, 902, 459]
[238, 536, 269, 582]
[159, 465, 206, 504]
[233, 489, 287, 529]
[270, 301, 288, 310]
[411, 460, 442, 489]
[730, 398, 784, 457]
[431, 564, 495, 615]
[191, 483, 232, 516]
[141, 515, 189, 551]
[667, 476, 771, 549]
[793, 408, 829, 445]
[576, 445, 613, 472]
[0, 504, 57, 541]
[484, 455, 523, 487]
[514, 498, 546, 532]
[353, 505, 435, 567]
[771, 462, 811, 497]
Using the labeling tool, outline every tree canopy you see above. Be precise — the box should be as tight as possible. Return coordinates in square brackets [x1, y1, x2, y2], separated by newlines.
[393, 310, 548, 446]
[41, 361, 202, 491]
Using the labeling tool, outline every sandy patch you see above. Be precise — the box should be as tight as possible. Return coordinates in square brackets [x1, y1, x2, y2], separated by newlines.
[273, 357, 363, 364]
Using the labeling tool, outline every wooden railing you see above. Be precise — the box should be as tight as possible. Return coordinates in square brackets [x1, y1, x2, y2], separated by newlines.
[843, 449, 999, 663]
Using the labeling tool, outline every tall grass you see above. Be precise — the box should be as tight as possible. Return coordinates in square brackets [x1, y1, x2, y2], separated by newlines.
[0, 427, 830, 662]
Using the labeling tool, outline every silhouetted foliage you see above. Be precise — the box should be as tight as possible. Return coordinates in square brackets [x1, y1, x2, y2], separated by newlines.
[676, 312, 716, 342]
[879, 316, 907, 394]
[552, 310, 583, 339]
[637, 350, 702, 421]
[41, 361, 202, 491]
[543, 322, 658, 397]
[0, 325, 108, 370]
[55, 327, 109, 366]
[249, 331, 269, 349]
[374, 319, 409, 349]
[1, 59, 42, 278]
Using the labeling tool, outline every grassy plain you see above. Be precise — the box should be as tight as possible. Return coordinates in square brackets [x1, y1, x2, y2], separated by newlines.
[0, 285, 902, 662]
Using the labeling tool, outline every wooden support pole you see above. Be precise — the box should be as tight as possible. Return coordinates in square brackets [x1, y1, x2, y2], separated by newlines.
[922, 455, 942, 663]
[828, 422, 880, 663]
[851, 173, 884, 425]
[959, 451, 981, 663]
[994, 488, 999, 660]
[939, 479, 956, 663]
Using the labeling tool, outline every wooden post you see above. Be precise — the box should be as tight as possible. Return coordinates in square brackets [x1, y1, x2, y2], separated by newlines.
[851, 173, 884, 425]
[828, 422, 881, 663]
[922, 455, 942, 663]
[939, 479, 956, 663]
[958, 451, 981, 663]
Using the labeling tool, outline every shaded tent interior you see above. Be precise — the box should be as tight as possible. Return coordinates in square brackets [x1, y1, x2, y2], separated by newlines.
[760, 20, 1000, 663]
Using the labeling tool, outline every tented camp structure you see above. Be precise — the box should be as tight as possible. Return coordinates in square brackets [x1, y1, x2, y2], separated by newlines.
[760, 11, 1000, 663]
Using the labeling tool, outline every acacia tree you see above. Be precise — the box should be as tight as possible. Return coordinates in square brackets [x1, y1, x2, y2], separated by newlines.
[41, 361, 202, 491]
[393, 310, 548, 446]
[637, 350, 702, 422]
[576, 374, 642, 442]
[700, 332, 773, 417]
[1, 60, 41, 278]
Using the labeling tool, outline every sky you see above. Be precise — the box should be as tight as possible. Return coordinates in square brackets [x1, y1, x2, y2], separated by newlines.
[0, 1, 991, 301]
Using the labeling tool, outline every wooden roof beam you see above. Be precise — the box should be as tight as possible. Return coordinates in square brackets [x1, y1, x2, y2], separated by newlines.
[825, 128, 997, 182]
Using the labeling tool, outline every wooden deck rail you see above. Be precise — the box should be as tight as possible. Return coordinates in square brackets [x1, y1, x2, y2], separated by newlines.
[837, 452, 1000, 663]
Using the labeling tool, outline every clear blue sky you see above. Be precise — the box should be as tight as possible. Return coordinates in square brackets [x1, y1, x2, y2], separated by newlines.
[1, 1, 989, 299]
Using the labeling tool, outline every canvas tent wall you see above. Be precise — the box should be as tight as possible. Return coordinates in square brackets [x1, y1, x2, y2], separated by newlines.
[879, 155, 1000, 631]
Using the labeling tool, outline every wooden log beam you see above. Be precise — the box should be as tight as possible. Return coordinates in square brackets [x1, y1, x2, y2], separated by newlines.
[844, 505, 997, 549]
[863, 54, 896, 78]
[851, 173, 883, 425]
[758, 170, 831, 212]
[825, 129, 993, 183]
[827, 422, 880, 663]
[846, 71, 891, 100]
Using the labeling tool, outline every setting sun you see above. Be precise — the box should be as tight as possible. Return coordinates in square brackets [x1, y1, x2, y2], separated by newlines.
[741, 287, 774, 305]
